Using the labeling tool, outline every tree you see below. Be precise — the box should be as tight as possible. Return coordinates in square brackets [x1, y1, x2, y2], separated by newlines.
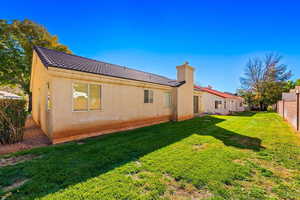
[240, 53, 292, 110]
[0, 19, 71, 112]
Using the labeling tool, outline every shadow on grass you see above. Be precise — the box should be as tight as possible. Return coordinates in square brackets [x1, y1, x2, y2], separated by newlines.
[0, 113, 263, 199]
[231, 111, 257, 117]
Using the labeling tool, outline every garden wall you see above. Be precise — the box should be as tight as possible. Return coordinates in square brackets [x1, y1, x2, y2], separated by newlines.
[277, 92, 300, 131]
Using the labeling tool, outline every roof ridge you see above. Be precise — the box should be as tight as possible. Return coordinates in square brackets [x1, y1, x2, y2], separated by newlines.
[35, 46, 175, 81]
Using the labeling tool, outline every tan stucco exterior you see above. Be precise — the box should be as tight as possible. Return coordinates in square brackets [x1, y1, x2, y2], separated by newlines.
[31, 50, 246, 143]
[196, 91, 244, 115]
[31, 51, 197, 143]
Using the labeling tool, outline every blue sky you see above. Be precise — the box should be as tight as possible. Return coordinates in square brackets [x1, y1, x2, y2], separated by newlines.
[2, 0, 300, 92]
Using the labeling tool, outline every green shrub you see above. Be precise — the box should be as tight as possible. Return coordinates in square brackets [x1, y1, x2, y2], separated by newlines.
[267, 105, 274, 112]
[0, 99, 27, 144]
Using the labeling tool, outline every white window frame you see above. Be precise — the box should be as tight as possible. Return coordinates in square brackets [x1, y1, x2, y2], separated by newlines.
[72, 82, 102, 112]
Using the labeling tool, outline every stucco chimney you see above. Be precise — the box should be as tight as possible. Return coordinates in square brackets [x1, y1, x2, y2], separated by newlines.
[176, 61, 194, 84]
[174, 62, 195, 121]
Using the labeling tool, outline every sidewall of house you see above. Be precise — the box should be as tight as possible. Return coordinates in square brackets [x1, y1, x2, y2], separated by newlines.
[50, 71, 174, 140]
[31, 52, 52, 137]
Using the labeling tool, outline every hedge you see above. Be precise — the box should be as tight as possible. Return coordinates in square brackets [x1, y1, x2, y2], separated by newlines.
[0, 99, 27, 144]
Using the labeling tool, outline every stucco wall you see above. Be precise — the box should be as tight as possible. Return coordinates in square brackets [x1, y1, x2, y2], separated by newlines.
[193, 90, 203, 114]
[200, 92, 229, 114]
[31, 53, 198, 142]
[228, 98, 244, 112]
[30, 52, 52, 136]
[49, 68, 174, 140]
[284, 101, 298, 130]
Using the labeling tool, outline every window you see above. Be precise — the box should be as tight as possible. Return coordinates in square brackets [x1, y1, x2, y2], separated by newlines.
[73, 83, 101, 111]
[224, 101, 227, 109]
[73, 83, 88, 111]
[144, 90, 153, 103]
[215, 100, 222, 109]
[89, 84, 101, 110]
[165, 92, 172, 107]
[240, 102, 243, 107]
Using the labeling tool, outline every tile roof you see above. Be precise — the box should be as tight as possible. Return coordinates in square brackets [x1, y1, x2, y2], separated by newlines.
[194, 85, 242, 99]
[34, 46, 184, 87]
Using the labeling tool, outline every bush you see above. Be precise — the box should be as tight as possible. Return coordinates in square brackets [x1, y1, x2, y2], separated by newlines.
[0, 99, 27, 144]
[267, 105, 274, 112]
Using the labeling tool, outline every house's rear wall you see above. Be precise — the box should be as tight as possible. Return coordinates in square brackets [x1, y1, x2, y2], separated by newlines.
[50, 72, 174, 140]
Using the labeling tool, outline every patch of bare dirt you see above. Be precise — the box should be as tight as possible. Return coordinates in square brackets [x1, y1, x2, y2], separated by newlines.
[192, 143, 209, 151]
[232, 159, 247, 166]
[249, 158, 294, 179]
[163, 174, 213, 200]
[0, 116, 51, 155]
[2, 179, 29, 192]
[0, 154, 41, 167]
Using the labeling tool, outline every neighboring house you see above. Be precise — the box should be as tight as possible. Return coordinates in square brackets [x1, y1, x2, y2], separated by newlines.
[30, 46, 244, 144]
[0, 91, 21, 99]
[194, 86, 244, 115]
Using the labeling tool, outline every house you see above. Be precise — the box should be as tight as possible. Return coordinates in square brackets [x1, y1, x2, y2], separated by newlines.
[30, 47, 244, 144]
[30, 47, 195, 143]
[193, 86, 244, 115]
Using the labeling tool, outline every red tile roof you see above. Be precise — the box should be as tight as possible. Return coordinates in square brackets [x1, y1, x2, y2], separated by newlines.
[194, 85, 242, 99]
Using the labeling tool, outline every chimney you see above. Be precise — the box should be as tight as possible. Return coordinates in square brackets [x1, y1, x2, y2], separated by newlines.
[174, 61, 195, 121]
[176, 61, 194, 84]
[207, 85, 212, 89]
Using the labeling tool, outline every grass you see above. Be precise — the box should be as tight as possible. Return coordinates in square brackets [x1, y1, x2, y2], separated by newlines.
[0, 112, 300, 200]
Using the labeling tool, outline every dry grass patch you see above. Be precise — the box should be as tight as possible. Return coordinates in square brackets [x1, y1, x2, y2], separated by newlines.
[192, 143, 209, 151]
[163, 174, 213, 200]
[0, 154, 41, 167]
[249, 158, 294, 179]
[2, 179, 29, 192]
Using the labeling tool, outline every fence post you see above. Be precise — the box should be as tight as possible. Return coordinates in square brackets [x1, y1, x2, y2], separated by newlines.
[297, 92, 299, 131]
[282, 99, 285, 119]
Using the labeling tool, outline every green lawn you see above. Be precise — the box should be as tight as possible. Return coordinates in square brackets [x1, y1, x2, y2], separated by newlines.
[1, 112, 300, 200]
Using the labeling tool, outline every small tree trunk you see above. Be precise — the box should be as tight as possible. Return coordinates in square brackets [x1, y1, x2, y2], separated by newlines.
[259, 102, 263, 111]
[28, 92, 32, 113]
